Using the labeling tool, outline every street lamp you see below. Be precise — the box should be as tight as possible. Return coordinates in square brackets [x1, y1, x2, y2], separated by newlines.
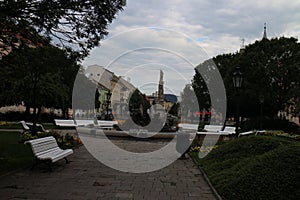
[232, 66, 243, 137]
[106, 91, 112, 120]
[259, 94, 264, 130]
[233, 66, 243, 88]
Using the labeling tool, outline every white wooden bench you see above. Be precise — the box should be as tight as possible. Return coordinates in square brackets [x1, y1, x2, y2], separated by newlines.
[239, 130, 266, 137]
[20, 120, 31, 132]
[203, 125, 223, 132]
[218, 126, 236, 135]
[178, 123, 199, 131]
[178, 123, 235, 135]
[54, 119, 77, 127]
[54, 119, 118, 130]
[20, 120, 49, 133]
[96, 120, 118, 129]
[25, 136, 73, 171]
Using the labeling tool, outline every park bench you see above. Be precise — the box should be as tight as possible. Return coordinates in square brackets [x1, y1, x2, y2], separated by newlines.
[178, 123, 236, 135]
[95, 120, 119, 130]
[178, 123, 198, 131]
[25, 136, 73, 171]
[203, 125, 223, 132]
[54, 119, 77, 127]
[54, 119, 118, 130]
[75, 119, 118, 129]
[239, 130, 266, 137]
[20, 120, 49, 133]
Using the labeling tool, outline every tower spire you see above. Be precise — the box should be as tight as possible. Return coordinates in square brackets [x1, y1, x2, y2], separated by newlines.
[157, 70, 164, 105]
[263, 23, 267, 39]
[240, 38, 245, 54]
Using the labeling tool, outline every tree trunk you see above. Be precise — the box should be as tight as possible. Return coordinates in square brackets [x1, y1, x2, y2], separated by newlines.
[62, 108, 66, 119]
[37, 106, 42, 123]
[25, 104, 30, 121]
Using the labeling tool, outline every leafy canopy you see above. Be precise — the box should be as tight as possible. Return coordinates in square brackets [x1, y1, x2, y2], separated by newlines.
[0, 44, 80, 111]
[193, 37, 300, 118]
[0, 0, 126, 59]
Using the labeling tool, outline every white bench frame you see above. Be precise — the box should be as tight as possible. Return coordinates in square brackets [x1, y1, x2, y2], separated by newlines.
[20, 120, 49, 133]
[178, 123, 236, 135]
[54, 119, 118, 130]
[25, 136, 73, 171]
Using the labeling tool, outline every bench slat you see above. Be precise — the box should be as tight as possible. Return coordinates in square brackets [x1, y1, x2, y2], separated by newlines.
[29, 140, 58, 155]
[54, 119, 118, 128]
[38, 148, 73, 163]
[25, 136, 73, 164]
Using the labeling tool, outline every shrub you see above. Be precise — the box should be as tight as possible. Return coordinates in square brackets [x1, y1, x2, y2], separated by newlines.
[21, 131, 82, 149]
[194, 136, 300, 200]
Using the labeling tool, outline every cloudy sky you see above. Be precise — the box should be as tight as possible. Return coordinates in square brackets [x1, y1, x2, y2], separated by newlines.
[82, 0, 300, 96]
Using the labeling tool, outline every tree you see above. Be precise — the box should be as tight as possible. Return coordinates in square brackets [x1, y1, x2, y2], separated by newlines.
[0, 44, 80, 122]
[0, 0, 126, 59]
[180, 84, 199, 123]
[193, 65, 211, 112]
[238, 37, 300, 118]
[168, 102, 180, 116]
[193, 36, 300, 120]
[128, 90, 150, 126]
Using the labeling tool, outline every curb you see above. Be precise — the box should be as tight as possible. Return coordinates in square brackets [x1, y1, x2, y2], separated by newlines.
[190, 154, 223, 200]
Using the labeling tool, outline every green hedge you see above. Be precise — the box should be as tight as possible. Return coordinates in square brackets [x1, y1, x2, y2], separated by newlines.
[21, 131, 81, 150]
[192, 136, 300, 200]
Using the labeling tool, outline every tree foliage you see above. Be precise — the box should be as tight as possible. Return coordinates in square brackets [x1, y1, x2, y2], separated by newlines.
[0, 44, 80, 118]
[180, 84, 199, 123]
[193, 37, 300, 119]
[0, 0, 126, 59]
[128, 89, 151, 126]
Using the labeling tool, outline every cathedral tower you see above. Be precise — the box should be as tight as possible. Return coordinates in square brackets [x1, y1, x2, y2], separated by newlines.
[157, 70, 164, 105]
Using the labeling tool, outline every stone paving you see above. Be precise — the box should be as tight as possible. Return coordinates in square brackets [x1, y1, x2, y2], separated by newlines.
[0, 137, 217, 200]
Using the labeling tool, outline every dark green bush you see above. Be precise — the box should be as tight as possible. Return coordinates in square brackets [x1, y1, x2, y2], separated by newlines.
[21, 131, 81, 149]
[194, 136, 300, 200]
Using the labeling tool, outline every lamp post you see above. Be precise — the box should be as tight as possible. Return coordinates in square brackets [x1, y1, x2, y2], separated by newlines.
[259, 94, 264, 130]
[232, 66, 243, 137]
[106, 91, 112, 120]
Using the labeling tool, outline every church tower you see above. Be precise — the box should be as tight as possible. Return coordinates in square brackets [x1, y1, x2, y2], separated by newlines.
[239, 38, 245, 54]
[157, 70, 164, 105]
[262, 23, 267, 39]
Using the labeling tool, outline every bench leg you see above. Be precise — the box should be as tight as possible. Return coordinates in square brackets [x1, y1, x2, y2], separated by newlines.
[31, 159, 52, 172]
[47, 160, 53, 172]
[30, 158, 39, 170]
[64, 157, 69, 164]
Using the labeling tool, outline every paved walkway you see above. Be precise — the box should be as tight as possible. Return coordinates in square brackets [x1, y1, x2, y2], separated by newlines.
[0, 138, 217, 200]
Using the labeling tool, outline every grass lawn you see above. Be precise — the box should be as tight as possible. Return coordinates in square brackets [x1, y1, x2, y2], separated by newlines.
[0, 131, 34, 175]
[191, 135, 300, 200]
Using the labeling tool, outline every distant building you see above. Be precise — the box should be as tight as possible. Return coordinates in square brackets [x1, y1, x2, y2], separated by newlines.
[83, 64, 135, 120]
[164, 94, 178, 111]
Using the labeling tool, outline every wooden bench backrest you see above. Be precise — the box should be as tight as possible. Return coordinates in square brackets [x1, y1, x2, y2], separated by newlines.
[20, 120, 30, 130]
[54, 119, 118, 127]
[222, 126, 236, 133]
[178, 123, 198, 130]
[54, 119, 76, 125]
[98, 120, 118, 126]
[25, 136, 58, 156]
[204, 125, 223, 132]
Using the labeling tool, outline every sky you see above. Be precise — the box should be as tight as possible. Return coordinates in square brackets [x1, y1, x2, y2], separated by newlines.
[82, 0, 300, 96]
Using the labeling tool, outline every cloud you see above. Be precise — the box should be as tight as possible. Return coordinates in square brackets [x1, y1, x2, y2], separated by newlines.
[82, 0, 300, 95]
